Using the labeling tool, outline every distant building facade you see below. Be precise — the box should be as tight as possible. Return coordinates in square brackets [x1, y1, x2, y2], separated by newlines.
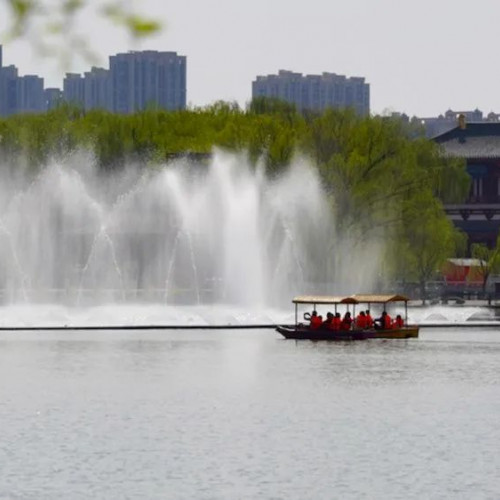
[0, 45, 187, 115]
[17, 75, 45, 113]
[110, 51, 186, 113]
[45, 88, 62, 110]
[0, 65, 20, 116]
[83, 67, 111, 111]
[252, 70, 370, 115]
[0, 45, 46, 116]
[396, 108, 500, 138]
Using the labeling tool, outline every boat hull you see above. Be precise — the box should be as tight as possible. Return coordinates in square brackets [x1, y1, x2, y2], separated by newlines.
[276, 326, 368, 340]
[365, 326, 419, 339]
[276, 325, 419, 340]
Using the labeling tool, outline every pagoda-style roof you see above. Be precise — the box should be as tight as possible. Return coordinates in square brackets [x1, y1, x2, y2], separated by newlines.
[433, 122, 500, 159]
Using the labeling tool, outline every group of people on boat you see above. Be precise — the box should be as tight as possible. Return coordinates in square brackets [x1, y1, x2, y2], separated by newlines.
[308, 310, 404, 331]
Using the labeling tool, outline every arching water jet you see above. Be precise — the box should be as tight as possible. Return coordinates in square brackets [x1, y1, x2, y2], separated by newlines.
[0, 150, 385, 325]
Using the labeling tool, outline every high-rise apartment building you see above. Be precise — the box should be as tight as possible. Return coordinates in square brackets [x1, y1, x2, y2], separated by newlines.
[17, 75, 45, 113]
[63, 73, 85, 108]
[109, 51, 186, 113]
[0, 65, 20, 116]
[0, 45, 4, 116]
[252, 70, 370, 115]
[83, 67, 111, 111]
[0, 45, 187, 115]
[45, 88, 62, 110]
[0, 45, 46, 116]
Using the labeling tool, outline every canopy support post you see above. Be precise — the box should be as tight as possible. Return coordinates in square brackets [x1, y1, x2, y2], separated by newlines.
[295, 303, 298, 330]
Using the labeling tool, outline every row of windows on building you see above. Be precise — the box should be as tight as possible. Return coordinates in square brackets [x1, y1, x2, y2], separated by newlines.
[252, 70, 370, 116]
[0, 46, 187, 116]
[0, 45, 371, 116]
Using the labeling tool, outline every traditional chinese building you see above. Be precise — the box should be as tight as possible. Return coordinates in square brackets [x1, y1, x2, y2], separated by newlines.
[434, 120, 500, 247]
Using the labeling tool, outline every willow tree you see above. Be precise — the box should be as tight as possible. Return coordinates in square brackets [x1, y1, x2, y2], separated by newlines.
[391, 193, 467, 302]
[299, 108, 470, 295]
[302, 111, 426, 230]
[471, 235, 500, 294]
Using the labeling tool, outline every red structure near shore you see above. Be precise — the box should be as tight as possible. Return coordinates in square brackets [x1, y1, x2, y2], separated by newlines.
[442, 258, 484, 287]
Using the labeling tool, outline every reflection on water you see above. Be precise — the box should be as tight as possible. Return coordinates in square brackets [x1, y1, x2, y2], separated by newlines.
[0, 328, 499, 500]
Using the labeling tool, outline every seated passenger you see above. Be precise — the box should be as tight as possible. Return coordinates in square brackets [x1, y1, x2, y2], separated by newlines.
[383, 312, 392, 330]
[322, 312, 334, 328]
[331, 312, 342, 331]
[365, 310, 374, 328]
[355, 311, 367, 329]
[341, 311, 353, 331]
[309, 310, 323, 329]
[375, 311, 391, 330]
[393, 314, 404, 329]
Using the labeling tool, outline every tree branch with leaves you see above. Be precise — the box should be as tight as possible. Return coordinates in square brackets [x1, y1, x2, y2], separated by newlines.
[2, 0, 162, 67]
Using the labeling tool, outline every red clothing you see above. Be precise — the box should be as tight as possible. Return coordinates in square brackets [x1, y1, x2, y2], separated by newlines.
[341, 317, 353, 331]
[310, 316, 323, 329]
[330, 317, 341, 331]
[356, 315, 366, 329]
[393, 317, 404, 329]
[365, 314, 373, 328]
[383, 314, 392, 330]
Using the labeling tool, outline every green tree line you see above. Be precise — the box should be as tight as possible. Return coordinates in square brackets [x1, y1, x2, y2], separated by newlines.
[0, 99, 471, 296]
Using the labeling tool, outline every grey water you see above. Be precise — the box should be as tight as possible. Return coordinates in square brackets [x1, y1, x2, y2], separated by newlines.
[1, 328, 499, 500]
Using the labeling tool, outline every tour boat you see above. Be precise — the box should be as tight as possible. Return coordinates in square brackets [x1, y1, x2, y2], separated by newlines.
[276, 294, 419, 340]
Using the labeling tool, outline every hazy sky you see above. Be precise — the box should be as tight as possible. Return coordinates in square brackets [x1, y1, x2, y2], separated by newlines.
[1, 0, 499, 116]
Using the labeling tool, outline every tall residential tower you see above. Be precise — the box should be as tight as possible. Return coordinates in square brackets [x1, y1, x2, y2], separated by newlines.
[110, 51, 186, 113]
[252, 70, 370, 115]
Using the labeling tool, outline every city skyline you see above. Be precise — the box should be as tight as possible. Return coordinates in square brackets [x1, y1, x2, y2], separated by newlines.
[0, 46, 187, 115]
[1, 0, 500, 116]
[2, 43, 499, 132]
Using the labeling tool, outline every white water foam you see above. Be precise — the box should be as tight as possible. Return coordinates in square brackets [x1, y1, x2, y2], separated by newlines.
[0, 150, 386, 326]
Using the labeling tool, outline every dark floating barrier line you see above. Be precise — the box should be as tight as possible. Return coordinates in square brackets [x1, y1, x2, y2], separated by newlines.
[0, 322, 500, 331]
[0, 324, 278, 331]
[420, 322, 500, 328]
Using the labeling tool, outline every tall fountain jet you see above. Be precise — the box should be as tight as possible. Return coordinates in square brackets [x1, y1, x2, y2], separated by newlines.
[0, 150, 383, 317]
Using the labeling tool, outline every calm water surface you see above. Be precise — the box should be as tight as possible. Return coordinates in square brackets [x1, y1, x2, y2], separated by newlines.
[0, 328, 499, 500]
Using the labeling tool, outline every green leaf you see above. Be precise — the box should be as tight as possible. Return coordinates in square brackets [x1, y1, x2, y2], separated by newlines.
[9, 0, 35, 19]
[125, 15, 162, 37]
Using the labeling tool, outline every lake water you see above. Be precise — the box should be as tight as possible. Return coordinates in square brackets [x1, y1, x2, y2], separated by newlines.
[1, 327, 499, 500]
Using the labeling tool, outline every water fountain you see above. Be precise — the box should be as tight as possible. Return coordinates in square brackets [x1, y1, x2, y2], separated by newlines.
[0, 150, 387, 327]
[0, 150, 494, 328]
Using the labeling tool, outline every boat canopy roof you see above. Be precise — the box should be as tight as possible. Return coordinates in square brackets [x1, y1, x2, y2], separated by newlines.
[292, 295, 359, 305]
[351, 294, 410, 303]
[292, 294, 410, 305]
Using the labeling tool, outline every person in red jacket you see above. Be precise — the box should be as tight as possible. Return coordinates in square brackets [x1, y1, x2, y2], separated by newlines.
[355, 311, 367, 329]
[365, 310, 374, 328]
[309, 310, 323, 329]
[375, 311, 392, 330]
[341, 311, 353, 331]
[330, 312, 342, 331]
[383, 312, 392, 330]
[393, 314, 404, 329]
[321, 312, 334, 329]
